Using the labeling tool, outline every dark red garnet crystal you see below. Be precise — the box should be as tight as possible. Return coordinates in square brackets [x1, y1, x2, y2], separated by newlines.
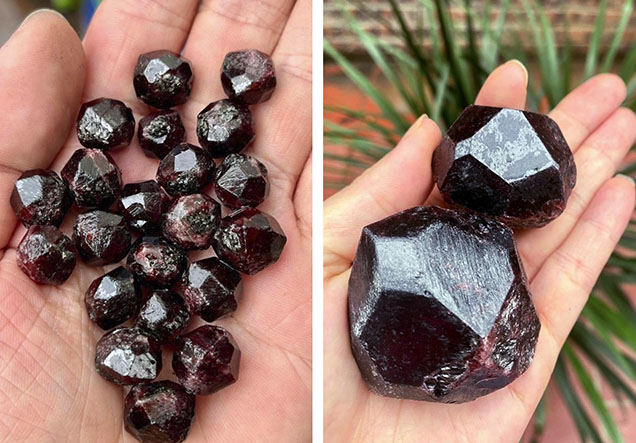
[127, 236, 187, 288]
[76, 98, 135, 151]
[221, 50, 276, 104]
[16, 225, 76, 285]
[214, 153, 269, 208]
[95, 327, 162, 385]
[124, 380, 196, 443]
[183, 257, 241, 322]
[61, 148, 122, 208]
[156, 143, 215, 197]
[11, 169, 71, 227]
[135, 290, 190, 344]
[134, 50, 194, 109]
[348, 206, 540, 403]
[172, 325, 240, 395]
[118, 181, 172, 233]
[73, 210, 131, 266]
[433, 105, 576, 228]
[85, 266, 141, 330]
[213, 207, 286, 275]
[162, 193, 221, 250]
[138, 110, 186, 159]
[196, 99, 254, 158]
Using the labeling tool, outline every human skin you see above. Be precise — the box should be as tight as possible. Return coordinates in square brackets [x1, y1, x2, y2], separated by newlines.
[324, 61, 636, 442]
[0, 1, 311, 441]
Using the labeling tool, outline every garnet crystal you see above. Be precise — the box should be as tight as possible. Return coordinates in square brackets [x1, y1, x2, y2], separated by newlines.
[127, 236, 187, 288]
[117, 180, 172, 233]
[135, 290, 190, 344]
[138, 110, 186, 159]
[221, 50, 276, 104]
[77, 98, 135, 151]
[73, 210, 131, 266]
[16, 225, 76, 285]
[156, 143, 215, 197]
[214, 153, 269, 208]
[61, 148, 122, 208]
[11, 169, 71, 227]
[85, 266, 141, 330]
[432, 105, 576, 228]
[196, 99, 254, 158]
[134, 50, 194, 109]
[348, 206, 540, 403]
[162, 193, 221, 250]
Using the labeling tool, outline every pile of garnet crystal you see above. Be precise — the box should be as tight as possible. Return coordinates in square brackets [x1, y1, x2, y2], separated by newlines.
[348, 105, 576, 403]
[12, 49, 285, 443]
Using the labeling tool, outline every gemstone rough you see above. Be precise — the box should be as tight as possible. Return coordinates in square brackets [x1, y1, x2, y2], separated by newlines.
[221, 50, 276, 104]
[127, 236, 188, 288]
[61, 148, 122, 208]
[77, 98, 135, 151]
[156, 143, 215, 197]
[348, 206, 540, 403]
[196, 99, 254, 157]
[138, 110, 186, 159]
[162, 193, 221, 250]
[73, 210, 131, 266]
[134, 50, 194, 109]
[117, 181, 172, 233]
[214, 153, 269, 208]
[85, 266, 141, 330]
[11, 169, 71, 228]
[135, 290, 190, 344]
[16, 225, 76, 285]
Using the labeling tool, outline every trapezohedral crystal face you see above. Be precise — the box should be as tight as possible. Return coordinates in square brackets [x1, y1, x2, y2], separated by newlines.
[432, 105, 576, 228]
[221, 50, 276, 104]
[76, 98, 135, 151]
[196, 99, 254, 158]
[61, 148, 122, 208]
[134, 50, 194, 109]
[348, 206, 540, 403]
[11, 169, 71, 228]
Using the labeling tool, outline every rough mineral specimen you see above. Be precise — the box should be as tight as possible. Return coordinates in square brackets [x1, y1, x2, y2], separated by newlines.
[183, 257, 241, 322]
[156, 143, 215, 197]
[77, 98, 135, 151]
[432, 105, 576, 228]
[117, 181, 172, 233]
[16, 225, 76, 285]
[221, 50, 276, 104]
[11, 169, 71, 227]
[61, 148, 122, 208]
[196, 99, 254, 158]
[172, 325, 240, 395]
[348, 206, 541, 403]
[73, 210, 131, 266]
[127, 236, 187, 288]
[135, 290, 190, 344]
[124, 380, 196, 443]
[213, 207, 286, 275]
[138, 110, 186, 159]
[95, 327, 162, 385]
[162, 193, 221, 250]
[85, 266, 141, 330]
[134, 50, 194, 109]
[214, 154, 269, 208]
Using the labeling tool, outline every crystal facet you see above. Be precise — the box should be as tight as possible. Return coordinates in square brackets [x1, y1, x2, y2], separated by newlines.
[214, 153, 269, 208]
[117, 181, 172, 233]
[16, 225, 76, 285]
[432, 105, 576, 228]
[138, 110, 186, 159]
[134, 50, 194, 109]
[73, 210, 131, 266]
[77, 98, 135, 151]
[196, 99, 254, 158]
[85, 266, 141, 330]
[156, 143, 215, 197]
[61, 148, 122, 208]
[11, 169, 71, 227]
[127, 236, 187, 288]
[162, 193, 221, 250]
[135, 290, 190, 344]
[221, 50, 276, 104]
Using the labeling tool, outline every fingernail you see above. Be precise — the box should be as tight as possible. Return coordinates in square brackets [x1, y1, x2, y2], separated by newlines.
[20, 9, 66, 29]
[405, 114, 428, 136]
[507, 59, 529, 88]
[616, 174, 636, 187]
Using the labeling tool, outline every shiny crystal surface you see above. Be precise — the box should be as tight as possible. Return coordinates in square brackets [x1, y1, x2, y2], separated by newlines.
[77, 98, 135, 151]
[172, 325, 240, 395]
[11, 169, 71, 227]
[117, 181, 172, 233]
[432, 105, 576, 228]
[221, 50, 276, 104]
[124, 380, 195, 443]
[213, 207, 286, 275]
[73, 210, 131, 266]
[85, 266, 141, 330]
[16, 225, 76, 285]
[183, 257, 241, 322]
[134, 50, 194, 109]
[135, 290, 190, 344]
[196, 99, 254, 158]
[214, 154, 269, 208]
[95, 327, 162, 385]
[61, 148, 122, 208]
[138, 110, 186, 159]
[348, 206, 540, 403]
[156, 143, 214, 197]
[127, 236, 187, 288]
[162, 193, 221, 250]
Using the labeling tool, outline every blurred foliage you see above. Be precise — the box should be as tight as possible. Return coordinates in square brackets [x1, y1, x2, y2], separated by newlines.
[51, 0, 80, 11]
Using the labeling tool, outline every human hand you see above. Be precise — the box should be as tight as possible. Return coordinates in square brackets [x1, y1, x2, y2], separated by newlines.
[0, 1, 311, 441]
[324, 61, 635, 442]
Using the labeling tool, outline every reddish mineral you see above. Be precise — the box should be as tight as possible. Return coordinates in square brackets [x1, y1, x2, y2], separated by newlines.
[221, 50, 276, 104]
[11, 169, 71, 227]
[85, 266, 141, 330]
[156, 143, 214, 197]
[77, 98, 135, 151]
[73, 210, 131, 266]
[16, 225, 76, 285]
[162, 193, 221, 250]
[138, 110, 186, 159]
[61, 148, 122, 208]
[117, 181, 172, 233]
[214, 153, 269, 208]
[135, 290, 190, 344]
[126, 236, 187, 288]
[196, 99, 254, 158]
[134, 50, 194, 109]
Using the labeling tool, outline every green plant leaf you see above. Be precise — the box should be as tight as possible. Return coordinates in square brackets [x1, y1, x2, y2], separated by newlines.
[602, 0, 634, 72]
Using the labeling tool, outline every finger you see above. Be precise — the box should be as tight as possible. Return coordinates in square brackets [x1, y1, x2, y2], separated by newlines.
[0, 11, 85, 250]
[324, 116, 441, 276]
[475, 60, 528, 109]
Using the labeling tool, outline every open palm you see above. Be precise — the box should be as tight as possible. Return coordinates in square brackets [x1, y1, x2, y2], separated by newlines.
[324, 61, 636, 442]
[0, 1, 311, 441]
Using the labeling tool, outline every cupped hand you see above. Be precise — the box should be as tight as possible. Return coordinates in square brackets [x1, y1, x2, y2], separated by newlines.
[0, 1, 311, 441]
[324, 61, 636, 442]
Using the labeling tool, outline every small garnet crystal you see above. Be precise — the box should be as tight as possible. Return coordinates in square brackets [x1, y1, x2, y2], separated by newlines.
[134, 50, 194, 109]
[213, 207, 286, 275]
[135, 290, 190, 344]
[73, 210, 131, 266]
[196, 99, 254, 158]
[221, 50, 276, 104]
[432, 105, 576, 228]
[214, 153, 269, 208]
[156, 143, 215, 197]
[172, 325, 240, 395]
[138, 110, 186, 159]
[77, 98, 135, 151]
[11, 169, 71, 227]
[183, 257, 241, 322]
[61, 148, 122, 208]
[127, 236, 187, 288]
[348, 206, 540, 403]
[124, 380, 196, 443]
[162, 193, 221, 250]
[117, 180, 172, 233]
[95, 327, 162, 385]
[16, 225, 76, 285]
[85, 266, 141, 330]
